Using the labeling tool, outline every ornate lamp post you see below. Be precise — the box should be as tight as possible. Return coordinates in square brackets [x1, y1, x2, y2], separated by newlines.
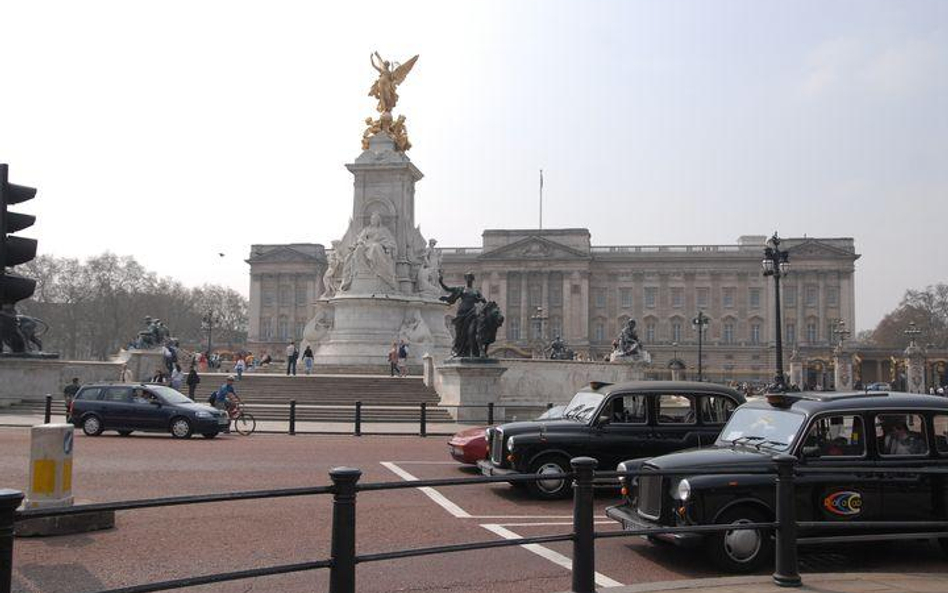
[201, 310, 217, 356]
[832, 319, 851, 349]
[691, 311, 709, 382]
[762, 233, 790, 391]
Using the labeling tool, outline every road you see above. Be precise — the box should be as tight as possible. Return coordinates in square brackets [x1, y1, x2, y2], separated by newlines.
[2, 429, 946, 593]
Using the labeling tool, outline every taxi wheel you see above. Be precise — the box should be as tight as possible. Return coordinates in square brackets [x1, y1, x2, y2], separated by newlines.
[525, 455, 571, 500]
[170, 417, 193, 439]
[706, 507, 773, 573]
[938, 538, 948, 558]
[81, 415, 104, 436]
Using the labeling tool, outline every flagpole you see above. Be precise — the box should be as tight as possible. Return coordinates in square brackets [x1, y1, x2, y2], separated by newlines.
[539, 169, 543, 230]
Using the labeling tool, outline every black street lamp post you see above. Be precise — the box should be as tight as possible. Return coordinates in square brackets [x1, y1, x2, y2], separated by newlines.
[762, 233, 790, 391]
[691, 311, 709, 382]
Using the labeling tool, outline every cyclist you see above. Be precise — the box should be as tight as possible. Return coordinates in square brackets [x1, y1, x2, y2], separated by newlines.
[214, 376, 238, 432]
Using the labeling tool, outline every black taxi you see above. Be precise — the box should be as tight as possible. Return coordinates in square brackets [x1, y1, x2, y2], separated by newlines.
[605, 390, 948, 572]
[478, 381, 744, 499]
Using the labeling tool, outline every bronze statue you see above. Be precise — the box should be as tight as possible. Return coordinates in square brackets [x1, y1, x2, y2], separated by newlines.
[439, 272, 504, 357]
[368, 52, 419, 114]
[546, 335, 575, 360]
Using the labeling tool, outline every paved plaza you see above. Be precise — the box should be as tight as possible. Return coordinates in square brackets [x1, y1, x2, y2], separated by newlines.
[2, 428, 947, 593]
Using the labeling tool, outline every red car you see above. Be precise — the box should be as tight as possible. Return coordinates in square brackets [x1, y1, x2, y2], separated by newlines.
[448, 426, 488, 464]
[448, 406, 565, 465]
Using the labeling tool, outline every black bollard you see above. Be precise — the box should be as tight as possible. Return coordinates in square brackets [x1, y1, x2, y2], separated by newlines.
[419, 402, 427, 437]
[354, 401, 362, 437]
[772, 454, 801, 587]
[289, 400, 297, 436]
[571, 457, 597, 593]
[328, 467, 362, 593]
[44, 395, 52, 424]
[487, 402, 494, 425]
[1, 489, 25, 593]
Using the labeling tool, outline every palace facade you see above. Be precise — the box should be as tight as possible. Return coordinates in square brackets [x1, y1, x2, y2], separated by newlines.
[246, 229, 869, 386]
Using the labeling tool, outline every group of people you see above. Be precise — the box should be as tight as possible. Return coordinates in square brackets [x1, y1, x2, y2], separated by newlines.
[282, 342, 315, 376]
[387, 340, 409, 377]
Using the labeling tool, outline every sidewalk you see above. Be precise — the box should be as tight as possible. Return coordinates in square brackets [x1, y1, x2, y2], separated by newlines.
[593, 572, 947, 593]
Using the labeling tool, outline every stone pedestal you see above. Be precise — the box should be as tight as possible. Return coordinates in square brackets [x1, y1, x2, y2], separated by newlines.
[833, 351, 854, 392]
[435, 359, 507, 423]
[422, 353, 434, 387]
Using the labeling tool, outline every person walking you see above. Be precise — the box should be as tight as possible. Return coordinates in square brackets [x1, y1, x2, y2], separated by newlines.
[119, 364, 133, 383]
[186, 365, 201, 399]
[234, 357, 246, 381]
[302, 345, 315, 375]
[285, 342, 298, 376]
[387, 342, 399, 377]
[63, 377, 80, 408]
[214, 376, 238, 433]
[170, 363, 185, 391]
[397, 340, 409, 377]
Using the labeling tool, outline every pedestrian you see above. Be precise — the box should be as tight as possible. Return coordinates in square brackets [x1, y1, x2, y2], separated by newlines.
[162, 344, 175, 374]
[397, 340, 409, 377]
[186, 365, 201, 399]
[285, 342, 298, 376]
[170, 363, 185, 391]
[246, 352, 255, 370]
[387, 342, 399, 377]
[63, 377, 80, 408]
[234, 357, 245, 381]
[302, 345, 315, 375]
[151, 369, 167, 384]
[119, 364, 133, 383]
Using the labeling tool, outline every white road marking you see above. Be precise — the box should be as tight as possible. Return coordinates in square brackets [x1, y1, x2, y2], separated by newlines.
[380, 461, 471, 518]
[480, 524, 624, 588]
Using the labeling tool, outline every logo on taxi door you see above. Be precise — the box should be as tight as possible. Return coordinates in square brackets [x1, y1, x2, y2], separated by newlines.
[823, 491, 862, 516]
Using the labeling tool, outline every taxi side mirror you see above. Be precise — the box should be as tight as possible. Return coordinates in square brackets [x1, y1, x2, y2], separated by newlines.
[801, 445, 820, 459]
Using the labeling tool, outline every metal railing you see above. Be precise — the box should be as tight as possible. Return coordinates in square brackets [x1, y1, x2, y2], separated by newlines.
[5, 458, 948, 593]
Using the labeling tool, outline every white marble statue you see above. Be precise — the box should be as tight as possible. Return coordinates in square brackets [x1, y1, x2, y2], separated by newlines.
[321, 241, 343, 298]
[340, 212, 398, 292]
[415, 238, 443, 296]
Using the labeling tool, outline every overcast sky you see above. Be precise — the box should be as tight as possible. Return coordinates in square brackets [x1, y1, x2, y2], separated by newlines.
[2, 1, 945, 331]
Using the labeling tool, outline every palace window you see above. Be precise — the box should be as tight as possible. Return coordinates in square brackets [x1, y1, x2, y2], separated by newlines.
[644, 287, 657, 308]
[551, 318, 562, 338]
[263, 290, 275, 306]
[784, 287, 796, 307]
[827, 286, 839, 307]
[646, 323, 656, 343]
[620, 288, 633, 309]
[529, 284, 542, 308]
[786, 323, 796, 344]
[722, 288, 735, 309]
[508, 277, 521, 305]
[696, 287, 710, 308]
[508, 318, 521, 341]
[671, 287, 683, 308]
[297, 323, 305, 339]
[805, 286, 818, 307]
[749, 288, 761, 309]
[278, 316, 289, 340]
[806, 323, 818, 343]
[549, 283, 562, 307]
[723, 323, 735, 345]
[594, 288, 606, 309]
[594, 322, 605, 343]
[296, 287, 307, 305]
[671, 322, 682, 343]
[750, 323, 761, 345]
[261, 317, 272, 339]
[279, 287, 291, 305]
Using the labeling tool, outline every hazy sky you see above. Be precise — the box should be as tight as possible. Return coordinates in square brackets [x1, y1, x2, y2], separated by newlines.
[2, 1, 945, 331]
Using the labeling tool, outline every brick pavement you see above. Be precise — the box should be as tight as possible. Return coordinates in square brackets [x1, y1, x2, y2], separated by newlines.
[593, 572, 948, 592]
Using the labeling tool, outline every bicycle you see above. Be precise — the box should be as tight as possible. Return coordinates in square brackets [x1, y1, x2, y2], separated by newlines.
[227, 400, 256, 436]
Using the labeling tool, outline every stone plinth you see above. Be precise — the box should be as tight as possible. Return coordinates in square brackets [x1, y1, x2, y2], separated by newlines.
[834, 351, 854, 392]
[435, 359, 507, 422]
[905, 343, 926, 394]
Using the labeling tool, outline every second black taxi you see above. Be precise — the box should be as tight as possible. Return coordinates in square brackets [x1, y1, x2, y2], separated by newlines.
[606, 390, 948, 572]
[478, 381, 745, 499]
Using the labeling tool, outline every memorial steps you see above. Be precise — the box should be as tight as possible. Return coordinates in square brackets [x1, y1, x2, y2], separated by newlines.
[3, 373, 455, 424]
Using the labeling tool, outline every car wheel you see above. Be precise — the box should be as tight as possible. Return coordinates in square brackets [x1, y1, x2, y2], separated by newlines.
[706, 507, 773, 573]
[81, 415, 104, 436]
[525, 455, 572, 500]
[170, 417, 193, 439]
[202, 432, 218, 439]
[938, 538, 948, 558]
[117, 430, 133, 437]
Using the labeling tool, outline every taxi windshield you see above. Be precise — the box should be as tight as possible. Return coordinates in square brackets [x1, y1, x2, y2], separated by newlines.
[562, 391, 605, 423]
[716, 407, 805, 451]
[149, 386, 194, 405]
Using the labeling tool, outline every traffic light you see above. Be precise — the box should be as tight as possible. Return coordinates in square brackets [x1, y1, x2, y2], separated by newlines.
[0, 163, 38, 306]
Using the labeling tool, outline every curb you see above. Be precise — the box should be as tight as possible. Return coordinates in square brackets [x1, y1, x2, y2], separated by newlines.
[580, 572, 945, 593]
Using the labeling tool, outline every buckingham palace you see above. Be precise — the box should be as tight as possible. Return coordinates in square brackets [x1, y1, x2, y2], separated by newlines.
[246, 229, 860, 387]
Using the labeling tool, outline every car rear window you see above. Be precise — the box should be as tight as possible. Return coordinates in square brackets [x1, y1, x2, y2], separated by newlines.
[877, 414, 928, 457]
[700, 395, 737, 424]
[75, 387, 102, 401]
[657, 394, 695, 425]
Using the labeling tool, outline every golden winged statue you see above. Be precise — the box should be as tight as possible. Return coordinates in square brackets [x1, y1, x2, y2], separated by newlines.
[368, 52, 419, 114]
